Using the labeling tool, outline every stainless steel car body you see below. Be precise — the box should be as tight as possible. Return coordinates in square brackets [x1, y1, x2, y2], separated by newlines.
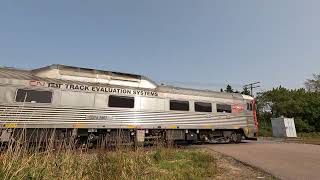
[0, 65, 257, 140]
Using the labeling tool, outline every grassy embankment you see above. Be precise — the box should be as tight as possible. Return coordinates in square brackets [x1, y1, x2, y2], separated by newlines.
[257, 117, 320, 144]
[295, 132, 320, 145]
[0, 142, 217, 180]
[259, 127, 320, 145]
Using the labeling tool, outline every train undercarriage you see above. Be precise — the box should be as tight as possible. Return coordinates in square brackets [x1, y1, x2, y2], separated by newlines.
[0, 128, 247, 150]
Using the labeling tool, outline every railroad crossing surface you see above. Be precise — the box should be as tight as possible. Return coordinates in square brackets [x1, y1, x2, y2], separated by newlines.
[203, 141, 320, 180]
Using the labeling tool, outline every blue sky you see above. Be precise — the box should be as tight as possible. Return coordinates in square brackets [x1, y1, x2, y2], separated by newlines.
[0, 1, 319, 91]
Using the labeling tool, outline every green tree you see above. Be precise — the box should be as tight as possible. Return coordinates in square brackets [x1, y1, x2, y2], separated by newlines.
[225, 84, 234, 93]
[241, 87, 251, 96]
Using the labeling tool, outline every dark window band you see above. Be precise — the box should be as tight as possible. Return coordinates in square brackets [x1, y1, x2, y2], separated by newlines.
[16, 89, 52, 103]
[195, 102, 212, 112]
[170, 100, 189, 111]
[217, 104, 232, 113]
[108, 95, 134, 108]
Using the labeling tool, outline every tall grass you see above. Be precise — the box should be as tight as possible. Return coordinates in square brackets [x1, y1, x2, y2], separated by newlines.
[0, 131, 217, 180]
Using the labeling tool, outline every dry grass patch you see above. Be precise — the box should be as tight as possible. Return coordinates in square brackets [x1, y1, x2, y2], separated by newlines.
[0, 145, 218, 180]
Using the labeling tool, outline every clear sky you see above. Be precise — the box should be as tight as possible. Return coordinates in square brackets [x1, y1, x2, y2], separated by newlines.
[0, 1, 319, 91]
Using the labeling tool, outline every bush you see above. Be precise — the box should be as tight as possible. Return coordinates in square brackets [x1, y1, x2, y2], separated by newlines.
[257, 112, 273, 137]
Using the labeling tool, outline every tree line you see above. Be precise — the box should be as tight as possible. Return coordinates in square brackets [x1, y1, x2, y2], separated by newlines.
[220, 85, 250, 95]
[221, 74, 320, 134]
[257, 74, 320, 134]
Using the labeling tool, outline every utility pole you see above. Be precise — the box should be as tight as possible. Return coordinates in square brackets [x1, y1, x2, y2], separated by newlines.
[243, 82, 260, 97]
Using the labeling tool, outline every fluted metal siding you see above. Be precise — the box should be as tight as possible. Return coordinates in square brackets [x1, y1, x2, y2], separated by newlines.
[0, 104, 253, 129]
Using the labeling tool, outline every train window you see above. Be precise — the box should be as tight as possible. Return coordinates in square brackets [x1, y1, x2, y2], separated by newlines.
[216, 104, 232, 113]
[108, 95, 134, 108]
[170, 100, 189, 111]
[15, 89, 52, 103]
[195, 102, 212, 112]
[247, 103, 253, 111]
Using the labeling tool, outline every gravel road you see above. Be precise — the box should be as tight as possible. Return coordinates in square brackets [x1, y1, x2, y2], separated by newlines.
[203, 141, 320, 180]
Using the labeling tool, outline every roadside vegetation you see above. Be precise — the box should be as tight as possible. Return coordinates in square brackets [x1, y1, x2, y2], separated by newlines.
[294, 132, 320, 145]
[256, 86, 320, 137]
[222, 73, 320, 138]
[0, 142, 218, 180]
[253, 74, 320, 137]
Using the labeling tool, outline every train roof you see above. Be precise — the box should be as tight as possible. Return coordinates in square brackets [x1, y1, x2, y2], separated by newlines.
[0, 64, 157, 89]
[157, 85, 245, 100]
[0, 65, 252, 100]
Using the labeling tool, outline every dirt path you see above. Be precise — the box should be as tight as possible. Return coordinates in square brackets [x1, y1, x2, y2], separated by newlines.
[201, 141, 320, 180]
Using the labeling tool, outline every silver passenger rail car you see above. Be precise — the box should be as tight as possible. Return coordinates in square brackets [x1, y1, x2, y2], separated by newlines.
[0, 64, 258, 146]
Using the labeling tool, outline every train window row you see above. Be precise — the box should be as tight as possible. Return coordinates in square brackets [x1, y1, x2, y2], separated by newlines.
[14, 89, 232, 113]
[169, 100, 231, 113]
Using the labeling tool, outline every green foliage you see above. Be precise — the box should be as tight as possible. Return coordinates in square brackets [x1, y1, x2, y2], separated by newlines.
[151, 149, 217, 179]
[257, 86, 320, 133]
[241, 87, 251, 96]
[294, 117, 314, 132]
[298, 132, 320, 138]
[225, 84, 234, 93]
[257, 112, 273, 136]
